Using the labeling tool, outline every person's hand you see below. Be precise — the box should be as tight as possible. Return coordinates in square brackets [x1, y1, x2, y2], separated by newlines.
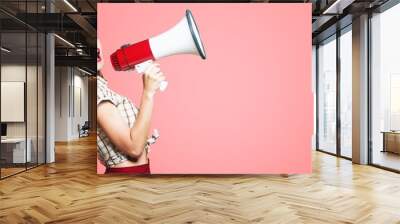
[142, 63, 165, 98]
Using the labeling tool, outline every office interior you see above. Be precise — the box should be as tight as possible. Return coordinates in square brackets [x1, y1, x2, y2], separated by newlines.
[0, 0, 400, 222]
[0, 0, 398, 183]
[313, 0, 400, 172]
[0, 0, 96, 179]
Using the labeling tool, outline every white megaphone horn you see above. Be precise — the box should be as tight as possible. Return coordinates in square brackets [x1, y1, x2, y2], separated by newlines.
[110, 9, 207, 91]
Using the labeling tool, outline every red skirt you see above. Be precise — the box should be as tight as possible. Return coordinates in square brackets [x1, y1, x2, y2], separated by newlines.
[106, 163, 151, 174]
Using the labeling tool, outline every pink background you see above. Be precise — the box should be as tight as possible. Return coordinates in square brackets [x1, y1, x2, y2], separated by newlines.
[98, 3, 312, 174]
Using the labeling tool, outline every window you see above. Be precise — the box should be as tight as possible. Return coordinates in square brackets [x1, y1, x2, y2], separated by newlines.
[370, 3, 400, 171]
[312, 45, 317, 150]
[339, 27, 352, 158]
[317, 35, 337, 154]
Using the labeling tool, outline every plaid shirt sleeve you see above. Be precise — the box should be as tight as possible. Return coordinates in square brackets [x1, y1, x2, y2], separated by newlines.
[97, 76, 159, 167]
[97, 77, 120, 106]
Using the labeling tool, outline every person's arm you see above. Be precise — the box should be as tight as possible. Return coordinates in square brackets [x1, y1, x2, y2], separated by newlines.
[97, 63, 165, 158]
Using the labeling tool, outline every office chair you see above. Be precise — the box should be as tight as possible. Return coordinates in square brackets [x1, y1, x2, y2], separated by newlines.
[79, 121, 90, 138]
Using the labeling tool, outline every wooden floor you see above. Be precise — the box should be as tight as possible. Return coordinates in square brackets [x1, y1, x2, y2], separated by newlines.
[1, 136, 400, 223]
[372, 150, 400, 171]
[1, 163, 44, 178]
[0, 167, 26, 178]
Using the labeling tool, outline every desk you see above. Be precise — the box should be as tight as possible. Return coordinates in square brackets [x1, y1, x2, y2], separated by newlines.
[1, 138, 31, 163]
[382, 131, 400, 154]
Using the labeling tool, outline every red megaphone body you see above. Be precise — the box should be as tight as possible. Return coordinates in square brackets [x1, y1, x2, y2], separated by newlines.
[110, 9, 206, 91]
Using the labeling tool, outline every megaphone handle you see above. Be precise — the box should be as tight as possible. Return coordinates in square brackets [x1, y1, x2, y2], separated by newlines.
[159, 81, 168, 91]
[135, 60, 167, 92]
[135, 60, 153, 73]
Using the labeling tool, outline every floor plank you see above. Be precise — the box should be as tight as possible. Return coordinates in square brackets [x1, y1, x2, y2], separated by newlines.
[0, 135, 400, 223]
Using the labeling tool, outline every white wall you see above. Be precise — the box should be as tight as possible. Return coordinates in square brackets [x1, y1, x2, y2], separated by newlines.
[72, 72, 89, 138]
[55, 67, 69, 141]
[1, 65, 41, 137]
[1, 65, 25, 138]
[54, 67, 89, 141]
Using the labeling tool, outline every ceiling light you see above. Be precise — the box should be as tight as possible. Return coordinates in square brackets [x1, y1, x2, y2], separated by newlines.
[1, 47, 11, 53]
[54, 34, 75, 48]
[323, 0, 355, 15]
[78, 67, 93, 76]
[63, 0, 78, 12]
[76, 48, 84, 55]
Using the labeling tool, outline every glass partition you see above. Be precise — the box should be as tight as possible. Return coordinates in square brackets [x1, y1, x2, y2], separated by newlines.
[339, 27, 352, 158]
[27, 31, 38, 169]
[371, 3, 400, 171]
[38, 32, 45, 165]
[26, 0, 44, 169]
[0, 1, 46, 179]
[1, 30, 28, 177]
[317, 35, 337, 154]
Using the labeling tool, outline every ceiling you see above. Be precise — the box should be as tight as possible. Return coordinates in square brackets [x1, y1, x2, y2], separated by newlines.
[0, 0, 395, 70]
[0, 0, 97, 72]
[59, 0, 393, 43]
[1, 0, 393, 44]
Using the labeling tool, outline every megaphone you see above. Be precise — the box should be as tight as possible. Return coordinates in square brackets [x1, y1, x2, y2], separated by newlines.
[110, 9, 206, 91]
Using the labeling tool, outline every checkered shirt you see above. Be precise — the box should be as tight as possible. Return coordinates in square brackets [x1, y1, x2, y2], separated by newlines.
[97, 76, 158, 167]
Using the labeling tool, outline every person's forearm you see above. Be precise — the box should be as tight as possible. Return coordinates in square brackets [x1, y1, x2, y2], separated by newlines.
[129, 92, 154, 155]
